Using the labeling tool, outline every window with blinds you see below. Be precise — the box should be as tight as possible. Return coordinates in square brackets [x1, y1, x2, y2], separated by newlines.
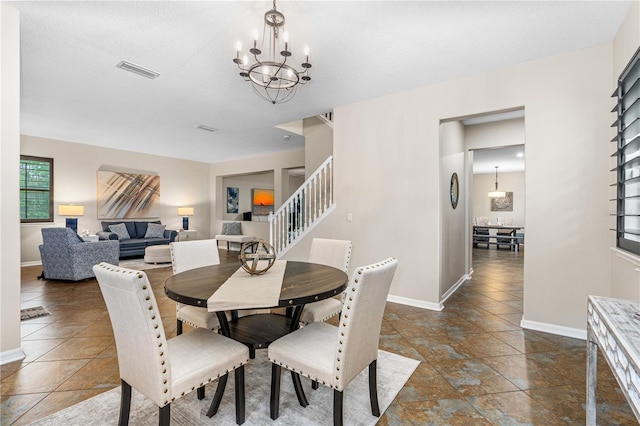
[615, 46, 640, 255]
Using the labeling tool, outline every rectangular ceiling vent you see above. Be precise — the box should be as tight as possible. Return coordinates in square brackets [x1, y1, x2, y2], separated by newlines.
[195, 124, 218, 132]
[116, 60, 160, 79]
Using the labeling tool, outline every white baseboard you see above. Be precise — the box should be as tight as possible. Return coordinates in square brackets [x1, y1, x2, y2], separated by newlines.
[520, 319, 586, 340]
[0, 347, 26, 365]
[387, 294, 443, 311]
[21, 261, 42, 267]
[441, 274, 470, 305]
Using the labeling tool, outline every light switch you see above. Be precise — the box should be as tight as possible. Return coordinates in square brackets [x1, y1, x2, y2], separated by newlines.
[347, 213, 353, 222]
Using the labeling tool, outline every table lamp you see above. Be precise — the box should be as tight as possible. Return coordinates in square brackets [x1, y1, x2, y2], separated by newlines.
[177, 207, 194, 230]
[58, 204, 84, 233]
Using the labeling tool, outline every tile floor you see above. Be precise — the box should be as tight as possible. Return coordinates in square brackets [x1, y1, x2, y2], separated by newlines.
[1, 247, 637, 424]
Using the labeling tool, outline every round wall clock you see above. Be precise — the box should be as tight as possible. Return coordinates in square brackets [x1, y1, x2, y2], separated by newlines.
[450, 173, 459, 209]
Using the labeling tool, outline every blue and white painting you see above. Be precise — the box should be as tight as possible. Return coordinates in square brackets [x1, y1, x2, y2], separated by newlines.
[227, 187, 239, 214]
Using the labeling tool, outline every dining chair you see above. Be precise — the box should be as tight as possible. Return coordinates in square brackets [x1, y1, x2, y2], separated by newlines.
[93, 262, 249, 425]
[268, 257, 398, 426]
[299, 238, 352, 326]
[496, 217, 515, 249]
[473, 216, 490, 248]
[170, 239, 224, 336]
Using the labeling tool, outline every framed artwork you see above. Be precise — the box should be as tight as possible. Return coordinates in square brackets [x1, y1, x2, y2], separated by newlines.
[491, 192, 513, 211]
[450, 173, 459, 209]
[97, 170, 160, 218]
[252, 188, 274, 216]
[227, 187, 239, 213]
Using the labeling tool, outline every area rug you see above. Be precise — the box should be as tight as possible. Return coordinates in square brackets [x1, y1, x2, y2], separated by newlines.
[20, 306, 50, 321]
[31, 349, 418, 425]
[118, 259, 171, 271]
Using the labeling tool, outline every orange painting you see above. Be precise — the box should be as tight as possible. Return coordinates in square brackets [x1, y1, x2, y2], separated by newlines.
[252, 189, 274, 206]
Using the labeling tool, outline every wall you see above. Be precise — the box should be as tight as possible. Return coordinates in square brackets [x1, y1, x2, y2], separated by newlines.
[472, 172, 525, 226]
[20, 135, 211, 264]
[465, 118, 525, 150]
[1, 4, 24, 363]
[222, 172, 274, 221]
[609, 0, 640, 300]
[321, 43, 612, 334]
[303, 116, 333, 179]
[439, 121, 468, 301]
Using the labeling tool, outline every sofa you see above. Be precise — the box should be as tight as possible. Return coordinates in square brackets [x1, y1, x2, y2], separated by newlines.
[98, 220, 177, 258]
[39, 227, 120, 281]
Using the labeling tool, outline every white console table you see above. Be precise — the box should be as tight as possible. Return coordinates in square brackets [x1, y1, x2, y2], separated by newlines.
[587, 295, 640, 424]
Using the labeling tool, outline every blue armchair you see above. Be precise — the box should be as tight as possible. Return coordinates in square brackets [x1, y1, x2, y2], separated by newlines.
[39, 227, 120, 281]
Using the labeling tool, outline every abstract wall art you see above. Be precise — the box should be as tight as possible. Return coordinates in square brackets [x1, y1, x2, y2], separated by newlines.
[97, 170, 160, 218]
[227, 186, 239, 214]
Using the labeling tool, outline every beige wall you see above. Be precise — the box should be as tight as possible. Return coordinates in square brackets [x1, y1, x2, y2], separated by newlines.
[222, 172, 274, 222]
[465, 118, 525, 150]
[303, 116, 333, 179]
[321, 43, 613, 334]
[472, 172, 525, 226]
[1, 4, 23, 362]
[20, 135, 212, 264]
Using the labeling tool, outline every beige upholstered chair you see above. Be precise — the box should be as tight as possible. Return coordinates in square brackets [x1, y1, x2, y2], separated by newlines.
[268, 258, 398, 426]
[171, 239, 223, 335]
[299, 238, 352, 326]
[93, 263, 249, 425]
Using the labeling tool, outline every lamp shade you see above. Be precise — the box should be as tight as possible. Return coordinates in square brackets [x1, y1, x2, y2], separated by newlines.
[58, 205, 84, 216]
[177, 207, 194, 216]
[488, 190, 506, 198]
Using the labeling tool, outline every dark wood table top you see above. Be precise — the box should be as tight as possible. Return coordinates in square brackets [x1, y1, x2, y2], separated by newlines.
[164, 260, 349, 310]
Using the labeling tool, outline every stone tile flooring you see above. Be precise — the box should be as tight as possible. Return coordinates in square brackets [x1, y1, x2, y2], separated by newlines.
[1, 247, 637, 424]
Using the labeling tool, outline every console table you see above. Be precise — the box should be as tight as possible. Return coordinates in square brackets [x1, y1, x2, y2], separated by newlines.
[587, 295, 640, 424]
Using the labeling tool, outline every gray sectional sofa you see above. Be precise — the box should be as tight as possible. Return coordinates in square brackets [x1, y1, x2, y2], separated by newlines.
[97, 220, 177, 258]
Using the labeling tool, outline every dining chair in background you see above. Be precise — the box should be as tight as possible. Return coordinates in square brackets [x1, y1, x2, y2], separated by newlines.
[299, 238, 352, 326]
[93, 263, 249, 425]
[268, 257, 399, 426]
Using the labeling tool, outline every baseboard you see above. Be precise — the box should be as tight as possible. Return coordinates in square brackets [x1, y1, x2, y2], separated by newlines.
[520, 319, 586, 340]
[441, 274, 470, 305]
[387, 294, 443, 311]
[21, 260, 42, 267]
[0, 347, 26, 365]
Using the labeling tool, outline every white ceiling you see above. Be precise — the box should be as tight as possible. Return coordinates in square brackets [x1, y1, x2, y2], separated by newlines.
[7, 1, 631, 163]
[472, 145, 525, 174]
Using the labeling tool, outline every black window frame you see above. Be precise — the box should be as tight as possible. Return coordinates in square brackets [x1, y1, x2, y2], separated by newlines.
[20, 155, 54, 223]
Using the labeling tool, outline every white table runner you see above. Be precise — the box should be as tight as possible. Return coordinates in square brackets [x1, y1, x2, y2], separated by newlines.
[207, 260, 287, 311]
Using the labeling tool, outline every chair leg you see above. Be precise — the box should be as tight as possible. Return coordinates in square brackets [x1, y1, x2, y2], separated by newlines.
[270, 363, 281, 420]
[369, 360, 380, 416]
[176, 319, 183, 335]
[235, 365, 245, 425]
[206, 373, 228, 417]
[291, 371, 309, 407]
[333, 389, 344, 426]
[119, 380, 132, 426]
[197, 385, 205, 400]
[312, 380, 319, 390]
[159, 404, 170, 426]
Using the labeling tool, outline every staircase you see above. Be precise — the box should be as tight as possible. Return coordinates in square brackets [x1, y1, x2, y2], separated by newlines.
[269, 156, 335, 257]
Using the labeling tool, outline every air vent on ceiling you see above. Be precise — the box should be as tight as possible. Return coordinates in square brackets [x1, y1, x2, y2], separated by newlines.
[195, 124, 218, 132]
[116, 60, 160, 79]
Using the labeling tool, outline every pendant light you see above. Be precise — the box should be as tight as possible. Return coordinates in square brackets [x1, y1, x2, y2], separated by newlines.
[488, 166, 506, 198]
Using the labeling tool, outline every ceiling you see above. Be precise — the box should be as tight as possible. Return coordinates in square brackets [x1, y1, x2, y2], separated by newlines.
[472, 145, 525, 174]
[8, 1, 631, 164]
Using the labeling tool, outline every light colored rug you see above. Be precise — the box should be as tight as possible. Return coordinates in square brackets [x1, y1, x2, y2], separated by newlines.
[20, 306, 50, 321]
[118, 258, 171, 270]
[31, 349, 418, 425]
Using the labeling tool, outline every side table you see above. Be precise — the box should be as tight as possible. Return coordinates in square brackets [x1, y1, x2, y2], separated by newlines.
[587, 295, 640, 424]
[178, 229, 197, 242]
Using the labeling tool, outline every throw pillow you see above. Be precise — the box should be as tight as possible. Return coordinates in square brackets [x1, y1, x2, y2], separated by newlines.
[108, 223, 131, 240]
[144, 223, 166, 239]
[221, 223, 230, 235]
[226, 222, 242, 235]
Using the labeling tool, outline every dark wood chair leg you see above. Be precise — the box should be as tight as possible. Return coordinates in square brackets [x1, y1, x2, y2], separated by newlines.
[176, 319, 183, 335]
[235, 365, 245, 425]
[249, 346, 255, 359]
[369, 360, 380, 416]
[333, 389, 344, 426]
[159, 404, 170, 426]
[197, 385, 205, 400]
[206, 373, 228, 417]
[291, 371, 308, 407]
[119, 380, 132, 426]
[270, 363, 282, 420]
[312, 380, 319, 390]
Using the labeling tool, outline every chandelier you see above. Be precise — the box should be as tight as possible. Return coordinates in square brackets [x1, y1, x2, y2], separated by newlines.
[233, 0, 311, 104]
[488, 166, 506, 198]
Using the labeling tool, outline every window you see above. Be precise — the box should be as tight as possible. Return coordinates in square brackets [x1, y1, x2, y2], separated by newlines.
[615, 46, 640, 254]
[20, 155, 54, 223]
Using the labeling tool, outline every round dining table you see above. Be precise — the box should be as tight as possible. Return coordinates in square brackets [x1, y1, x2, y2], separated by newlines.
[164, 260, 348, 356]
[164, 260, 348, 412]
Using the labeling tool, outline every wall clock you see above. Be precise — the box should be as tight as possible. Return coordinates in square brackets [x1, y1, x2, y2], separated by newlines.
[450, 173, 459, 209]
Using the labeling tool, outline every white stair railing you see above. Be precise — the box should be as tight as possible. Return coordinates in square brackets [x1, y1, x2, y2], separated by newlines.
[269, 156, 335, 257]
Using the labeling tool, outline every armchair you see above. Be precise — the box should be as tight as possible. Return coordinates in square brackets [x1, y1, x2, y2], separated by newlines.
[39, 227, 119, 281]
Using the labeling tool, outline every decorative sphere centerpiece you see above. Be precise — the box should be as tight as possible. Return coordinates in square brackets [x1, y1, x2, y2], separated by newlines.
[238, 239, 276, 275]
